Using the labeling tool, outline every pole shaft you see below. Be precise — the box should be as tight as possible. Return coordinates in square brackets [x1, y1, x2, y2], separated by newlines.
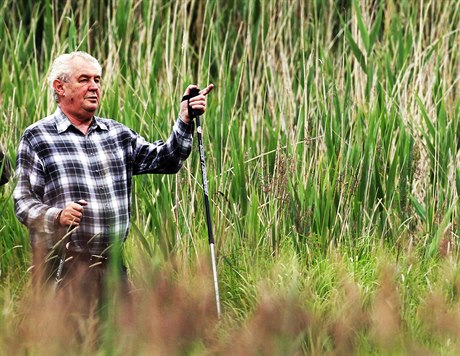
[210, 242, 221, 316]
[196, 116, 214, 244]
[196, 115, 221, 317]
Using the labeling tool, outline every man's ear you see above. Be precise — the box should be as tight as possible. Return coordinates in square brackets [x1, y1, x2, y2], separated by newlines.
[53, 79, 65, 97]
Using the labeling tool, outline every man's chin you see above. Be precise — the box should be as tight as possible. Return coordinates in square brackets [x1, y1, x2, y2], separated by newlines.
[84, 105, 99, 114]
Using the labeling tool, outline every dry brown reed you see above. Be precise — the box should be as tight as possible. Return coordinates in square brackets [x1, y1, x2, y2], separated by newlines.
[3, 253, 460, 355]
[370, 263, 402, 351]
[218, 290, 312, 355]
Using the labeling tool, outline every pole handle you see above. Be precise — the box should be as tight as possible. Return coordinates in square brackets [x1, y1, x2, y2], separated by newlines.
[181, 87, 202, 119]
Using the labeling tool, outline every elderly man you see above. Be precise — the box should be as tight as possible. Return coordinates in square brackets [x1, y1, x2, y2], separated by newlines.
[14, 51, 213, 296]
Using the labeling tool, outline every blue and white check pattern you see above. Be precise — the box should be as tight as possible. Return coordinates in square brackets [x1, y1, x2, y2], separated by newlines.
[14, 107, 193, 254]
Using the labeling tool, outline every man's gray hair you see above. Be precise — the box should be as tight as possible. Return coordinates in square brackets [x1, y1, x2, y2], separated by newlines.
[48, 51, 102, 102]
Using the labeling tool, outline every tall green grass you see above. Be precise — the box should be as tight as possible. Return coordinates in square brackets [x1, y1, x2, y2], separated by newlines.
[1, 0, 460, 353]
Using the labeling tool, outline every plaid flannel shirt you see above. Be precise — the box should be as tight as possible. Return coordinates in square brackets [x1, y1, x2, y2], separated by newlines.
[14, 107, 193, 254]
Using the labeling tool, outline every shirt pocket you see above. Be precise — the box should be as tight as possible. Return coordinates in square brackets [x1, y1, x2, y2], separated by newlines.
[110, 148, 128, 181]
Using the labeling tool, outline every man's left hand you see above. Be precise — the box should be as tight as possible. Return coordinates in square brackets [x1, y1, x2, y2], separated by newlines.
[179, 84, 214, 124]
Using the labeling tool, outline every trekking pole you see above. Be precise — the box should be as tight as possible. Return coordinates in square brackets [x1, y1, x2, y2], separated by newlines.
[54, 201, 85, 285]
[184, 87, 221, 318]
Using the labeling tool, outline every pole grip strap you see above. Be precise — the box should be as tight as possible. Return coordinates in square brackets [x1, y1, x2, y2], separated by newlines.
[181, 88, 201, 119]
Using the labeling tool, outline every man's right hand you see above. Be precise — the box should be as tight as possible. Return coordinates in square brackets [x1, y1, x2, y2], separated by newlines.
[59, 200, 88, 226]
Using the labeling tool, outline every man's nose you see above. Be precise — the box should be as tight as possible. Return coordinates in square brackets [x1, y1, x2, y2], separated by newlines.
[88, 80, 100, 90]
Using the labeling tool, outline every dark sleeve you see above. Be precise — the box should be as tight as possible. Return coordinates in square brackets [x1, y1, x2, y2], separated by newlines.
[0, 149, 11, 186]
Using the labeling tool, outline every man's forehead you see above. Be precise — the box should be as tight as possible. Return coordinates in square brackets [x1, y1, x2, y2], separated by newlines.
[70, 57, 102, 77]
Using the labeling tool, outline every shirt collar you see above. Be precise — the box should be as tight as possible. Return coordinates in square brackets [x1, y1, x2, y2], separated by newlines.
[54, 107, 108, 133]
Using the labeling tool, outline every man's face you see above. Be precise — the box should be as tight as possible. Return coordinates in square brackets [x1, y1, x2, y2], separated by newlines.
[57, 57, 102, 121]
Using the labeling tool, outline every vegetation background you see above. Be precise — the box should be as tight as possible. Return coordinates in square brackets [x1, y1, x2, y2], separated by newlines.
[1, 0, 460, 354]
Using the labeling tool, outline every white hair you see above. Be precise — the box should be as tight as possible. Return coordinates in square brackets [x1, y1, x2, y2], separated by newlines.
[48, 51, 102, 102]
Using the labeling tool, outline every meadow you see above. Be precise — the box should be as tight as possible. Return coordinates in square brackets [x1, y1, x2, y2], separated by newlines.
[1, 0, 460, 354]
